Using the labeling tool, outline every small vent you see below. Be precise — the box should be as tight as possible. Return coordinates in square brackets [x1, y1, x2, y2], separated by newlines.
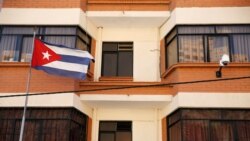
[118, 43, 133, 51]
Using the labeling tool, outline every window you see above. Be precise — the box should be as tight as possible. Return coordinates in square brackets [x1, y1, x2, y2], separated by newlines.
[167, 108, 250, 141]
[0, 107, 88, 141]
[165, 25, 250, 68]
[102, 42, 133, 77]
[99, 121, 132, 141]
[0, 26, 91, 62]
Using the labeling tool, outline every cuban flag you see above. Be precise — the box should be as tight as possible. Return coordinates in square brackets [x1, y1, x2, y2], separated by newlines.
[31, 38, 94, 80]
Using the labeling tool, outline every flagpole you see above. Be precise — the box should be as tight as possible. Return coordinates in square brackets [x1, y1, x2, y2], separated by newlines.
[19, 28, 36, 141]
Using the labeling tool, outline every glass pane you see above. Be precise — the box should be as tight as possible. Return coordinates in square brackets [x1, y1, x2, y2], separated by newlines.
[100, 133, 115, 141]
[182, 109, 221, 119]
[216, 25, 250, 33]
[168, 110, 181, 126]
[77, 29, 90, 44]
[179, 36, 204, 62]
[21, 37, 33, 62]
[2, 27, 37, 34]
[222, 110, 250, 120]
[183, 120, 209, 141]
[103, 43, 117, 51]
[102, 53, 117, 76]
[169, 121, 181, 141]
[44, 27, 76, 35]
[118, 51, 133, 77]
[232, 35, 250, 62]
[0, 36, 19, 62]
[166, 38, 177, 68]
[116, 132, 132, 141]
[99, 122, 117, 131]
[235, 121, 250, 141]
[166, 28, 177, 43]
[178, 26, 215, 34]
[208, 36, 229, 62]
[76, 38, 88, 51]
[43, 36, 76, 48]
[210, 122, 234, 141]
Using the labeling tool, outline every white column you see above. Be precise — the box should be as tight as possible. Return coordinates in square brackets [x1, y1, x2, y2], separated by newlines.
[94, 27, 103, 81]
[92, 108, 99, 141]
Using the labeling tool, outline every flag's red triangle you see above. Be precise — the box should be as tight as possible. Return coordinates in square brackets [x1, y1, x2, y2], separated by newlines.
[31, 39, 61, 67]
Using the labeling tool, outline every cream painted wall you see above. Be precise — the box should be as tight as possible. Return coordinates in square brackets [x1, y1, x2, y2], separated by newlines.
[96, 27, 161, 82]
[160, 7, 250, 39]
[0, 93, 93, 117]
[161, 92, 250, 118]
[0, 8, 98, 39]
[92, 108, 160, 141]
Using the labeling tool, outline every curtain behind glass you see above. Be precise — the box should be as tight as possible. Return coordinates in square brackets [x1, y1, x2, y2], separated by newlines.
[179, 36, 204, 63]
[169, 121, 181, 141]
[0, 36, 18, 62]
[236, 121, 250, 141]
[232, 35, 250, 62]
[210, 122, 234, 141]
[208, 36, 229, 62]
[44, 36, 76, 48]
[182, 120, 209, 141]
[43, 27, 76, 48]
[21, 37, 33, 62]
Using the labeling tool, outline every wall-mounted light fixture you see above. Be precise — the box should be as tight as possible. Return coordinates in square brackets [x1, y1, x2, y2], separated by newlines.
[216, 54, 230, 78]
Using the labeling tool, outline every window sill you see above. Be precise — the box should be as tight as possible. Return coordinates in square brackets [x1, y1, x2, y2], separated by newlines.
[99, 76, 133, 82]
[162, 62, 250, 79]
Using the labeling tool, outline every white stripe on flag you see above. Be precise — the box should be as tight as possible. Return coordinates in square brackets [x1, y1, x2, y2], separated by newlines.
[46, 44, 93, 59]
[43, 61, 88, 73]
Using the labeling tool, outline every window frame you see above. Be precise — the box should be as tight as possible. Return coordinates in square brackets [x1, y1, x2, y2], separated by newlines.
[165, 24, 250, 69]
[0, 25, 92, 62]
[101, 42, 133, 77]
[167, 108, 250, 141]
[98, 121, 132, 141]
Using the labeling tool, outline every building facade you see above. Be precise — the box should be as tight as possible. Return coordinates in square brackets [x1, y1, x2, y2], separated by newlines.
[0, 0, 250, 141]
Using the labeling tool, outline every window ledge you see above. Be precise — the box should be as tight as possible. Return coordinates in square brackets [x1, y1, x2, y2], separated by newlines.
[99, 76, 133, 82]
[162, 62, 250, 79]
[0, 62, 29, 67]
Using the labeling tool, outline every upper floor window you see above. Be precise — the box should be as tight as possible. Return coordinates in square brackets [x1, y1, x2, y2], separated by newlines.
[0, 26, 91, 62]
[165, 25, 250, 68]
[101, 42, 133, 77]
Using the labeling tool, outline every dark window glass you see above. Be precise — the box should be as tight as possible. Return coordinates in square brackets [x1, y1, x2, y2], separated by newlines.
[166, 38, 177, 68]
[102, 42, 133, 77]
[169, 121, 181, 141]
[178, 26, 215, 34]
[99, 121, 132, 141]
[167, 109, 250, 141]
[182, 120, 209, 141]
[210, 121, 234, 141]
[0, 108, 88, 141]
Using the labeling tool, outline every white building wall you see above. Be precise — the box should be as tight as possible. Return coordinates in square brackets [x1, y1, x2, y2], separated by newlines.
[97, 27, 161, 82]
[92, 108, 159, 141]
[0, 93, 93, 117]
[0, 8, 98, 39]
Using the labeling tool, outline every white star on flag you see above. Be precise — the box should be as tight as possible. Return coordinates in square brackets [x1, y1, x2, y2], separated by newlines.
[42, 51, 51, 60]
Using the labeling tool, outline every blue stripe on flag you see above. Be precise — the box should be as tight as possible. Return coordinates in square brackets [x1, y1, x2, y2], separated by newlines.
[35, 66, 87, 80]
[60, 55, 91, 65]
